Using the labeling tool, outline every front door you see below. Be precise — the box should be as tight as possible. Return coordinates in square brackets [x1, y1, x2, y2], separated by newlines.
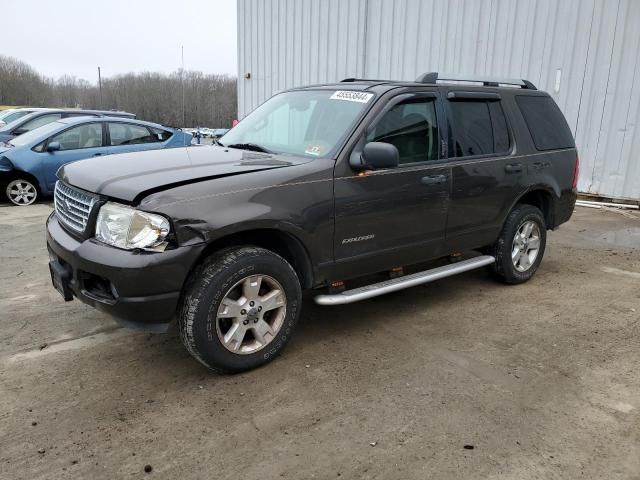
[43, 122, 106, 191]
[332, 91, 450, 279]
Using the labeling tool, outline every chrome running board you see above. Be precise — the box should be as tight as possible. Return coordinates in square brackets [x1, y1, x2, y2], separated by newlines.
[314, 255, 495, 306]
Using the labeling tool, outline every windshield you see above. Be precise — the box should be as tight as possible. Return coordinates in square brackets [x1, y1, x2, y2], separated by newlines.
[220, 89, 374, 157]
[9, 120, 64, 147]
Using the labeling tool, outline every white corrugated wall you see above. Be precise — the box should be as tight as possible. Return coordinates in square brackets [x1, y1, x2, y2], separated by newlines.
[237, 0, 640, 200]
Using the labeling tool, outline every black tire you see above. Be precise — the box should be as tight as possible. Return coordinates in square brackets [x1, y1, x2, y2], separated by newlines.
[179, 246, 302, 373]
[491, 204, 547, 284]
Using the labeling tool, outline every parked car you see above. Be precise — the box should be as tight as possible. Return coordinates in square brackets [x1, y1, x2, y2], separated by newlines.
[212, 128, 230, 138]
[0, 108, 53, 127]
[46, 72, 578, 373]
[0, 116, 191, 205]
[0, 109, 136, 143]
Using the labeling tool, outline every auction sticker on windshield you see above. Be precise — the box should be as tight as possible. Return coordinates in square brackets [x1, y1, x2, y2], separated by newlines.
[330, 91, 374, 103]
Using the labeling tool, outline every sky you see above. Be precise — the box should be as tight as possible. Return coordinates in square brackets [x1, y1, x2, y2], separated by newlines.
[0, 0, 237, 82]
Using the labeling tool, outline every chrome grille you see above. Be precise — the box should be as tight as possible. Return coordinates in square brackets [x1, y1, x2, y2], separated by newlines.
[54, 182, 97, 233]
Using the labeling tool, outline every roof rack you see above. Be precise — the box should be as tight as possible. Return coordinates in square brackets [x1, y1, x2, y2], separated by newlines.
[415, 72, 536, 90]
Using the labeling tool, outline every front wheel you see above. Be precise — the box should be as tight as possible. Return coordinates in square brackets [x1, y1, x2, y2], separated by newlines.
[5, 178, 38, 206]
[179, 247, 302, 373]
[491, 204, 547, 284]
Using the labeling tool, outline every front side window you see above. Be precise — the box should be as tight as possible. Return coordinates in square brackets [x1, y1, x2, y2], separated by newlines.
[448, 100, 510, 158]
[108, 123, 156, 145]
[19, 113, 63, 133]
[366, 97, 439, 163]
[220, 90, 374, 158]
[50, 123, 103, 150]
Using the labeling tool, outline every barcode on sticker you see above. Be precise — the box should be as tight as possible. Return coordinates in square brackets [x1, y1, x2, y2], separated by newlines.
[330, 91, 374, 103]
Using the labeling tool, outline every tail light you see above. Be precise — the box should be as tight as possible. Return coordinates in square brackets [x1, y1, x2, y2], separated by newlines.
[572, 154, 580, 189]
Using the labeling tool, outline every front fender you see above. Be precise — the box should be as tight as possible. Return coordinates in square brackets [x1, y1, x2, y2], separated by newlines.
[138, 160, 336, 267]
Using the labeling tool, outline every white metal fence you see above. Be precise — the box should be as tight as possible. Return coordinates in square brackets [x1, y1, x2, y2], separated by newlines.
[238, 0, 640, 200]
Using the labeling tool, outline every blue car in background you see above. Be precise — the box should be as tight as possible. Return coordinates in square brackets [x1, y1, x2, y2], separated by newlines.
[0, 108, 52, 127]
[0, 108, 136, 143]
[0, 116, 192, 205]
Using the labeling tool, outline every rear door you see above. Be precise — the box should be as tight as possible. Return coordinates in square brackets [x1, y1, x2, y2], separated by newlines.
[443, 90, 525, 251]
[42, 122, 106, 190]
[332, 91, 451, 278]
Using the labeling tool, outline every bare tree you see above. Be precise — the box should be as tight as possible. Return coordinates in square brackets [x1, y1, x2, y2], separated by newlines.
[0, 55, 237, 127]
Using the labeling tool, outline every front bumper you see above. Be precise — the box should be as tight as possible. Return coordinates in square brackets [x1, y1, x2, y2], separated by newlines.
[46, 212, 205, 331]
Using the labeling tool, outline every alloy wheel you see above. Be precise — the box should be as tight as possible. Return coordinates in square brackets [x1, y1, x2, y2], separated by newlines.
[6, 179, 37, 206]
[215, 274, 287, 354]
[511, 220, 541, 272]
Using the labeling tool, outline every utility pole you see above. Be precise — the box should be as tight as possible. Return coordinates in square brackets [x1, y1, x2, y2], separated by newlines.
[181, 46, 186, 128]
[97, 66, 102, 108]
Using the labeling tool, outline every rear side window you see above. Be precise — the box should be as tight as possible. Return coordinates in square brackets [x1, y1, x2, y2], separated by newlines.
[516, 95, 574, 150]
[150, 127, 173, 141]
[448, 100, 510, 158]
[108, 123, 157, 145]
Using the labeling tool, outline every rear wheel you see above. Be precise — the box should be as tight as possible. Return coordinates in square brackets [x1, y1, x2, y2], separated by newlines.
[179, 247, 302, 373]
[491, 204, 547, 284]
[5, 178, 38, 206]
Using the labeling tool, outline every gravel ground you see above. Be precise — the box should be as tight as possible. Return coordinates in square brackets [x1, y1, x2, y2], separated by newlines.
[0, 202, 639, 479]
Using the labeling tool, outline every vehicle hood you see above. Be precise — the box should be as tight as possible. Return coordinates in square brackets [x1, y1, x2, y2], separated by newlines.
[58, 146, 312, 202]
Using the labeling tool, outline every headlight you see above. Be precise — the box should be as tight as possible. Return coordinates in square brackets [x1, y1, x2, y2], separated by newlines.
[95, 202, 170, 251]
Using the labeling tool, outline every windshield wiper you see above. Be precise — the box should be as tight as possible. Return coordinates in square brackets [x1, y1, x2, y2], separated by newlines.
[225, 143, 274, 154]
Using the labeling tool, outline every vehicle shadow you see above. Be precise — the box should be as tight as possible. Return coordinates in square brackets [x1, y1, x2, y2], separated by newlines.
[141, 267, 496, 378]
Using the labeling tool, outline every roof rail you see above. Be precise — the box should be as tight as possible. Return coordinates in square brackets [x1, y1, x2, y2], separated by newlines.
[415, 72, 537, 90]
[341, 77, 390, 83]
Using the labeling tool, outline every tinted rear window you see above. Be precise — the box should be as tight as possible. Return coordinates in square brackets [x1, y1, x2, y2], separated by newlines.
[516, 95, 574, 150]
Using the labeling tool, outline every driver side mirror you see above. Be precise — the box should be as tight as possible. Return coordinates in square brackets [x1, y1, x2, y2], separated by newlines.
[350, 142, 399, 171]
[12, 127, 27, 136]
[47, 141, 61, 152]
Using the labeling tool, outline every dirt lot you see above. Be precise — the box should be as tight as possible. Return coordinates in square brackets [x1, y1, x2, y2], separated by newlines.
[0, 202, 639, 479]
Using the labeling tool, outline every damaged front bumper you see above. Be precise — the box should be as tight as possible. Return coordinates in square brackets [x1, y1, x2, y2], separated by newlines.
[46, 212, 205, 332]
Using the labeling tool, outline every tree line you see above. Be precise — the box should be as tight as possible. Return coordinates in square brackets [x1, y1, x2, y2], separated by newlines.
[0, 55, 237, 128]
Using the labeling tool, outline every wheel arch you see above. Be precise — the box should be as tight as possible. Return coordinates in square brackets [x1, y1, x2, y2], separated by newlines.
[187, 228, 315, 290]
[3, 170, 42, 192]
[2, 170, 43, 204]
[508, 187, 557, 229]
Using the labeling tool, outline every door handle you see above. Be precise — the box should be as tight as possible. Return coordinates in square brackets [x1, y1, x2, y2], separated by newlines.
[93, 153, 103, 157]
[504, 163, 523, 173]
[421, 174, 447, 185]
[532, 161, 551, 170]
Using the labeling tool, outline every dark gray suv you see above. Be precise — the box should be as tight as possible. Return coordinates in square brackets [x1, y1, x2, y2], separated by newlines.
[46, 72, 578, 373]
